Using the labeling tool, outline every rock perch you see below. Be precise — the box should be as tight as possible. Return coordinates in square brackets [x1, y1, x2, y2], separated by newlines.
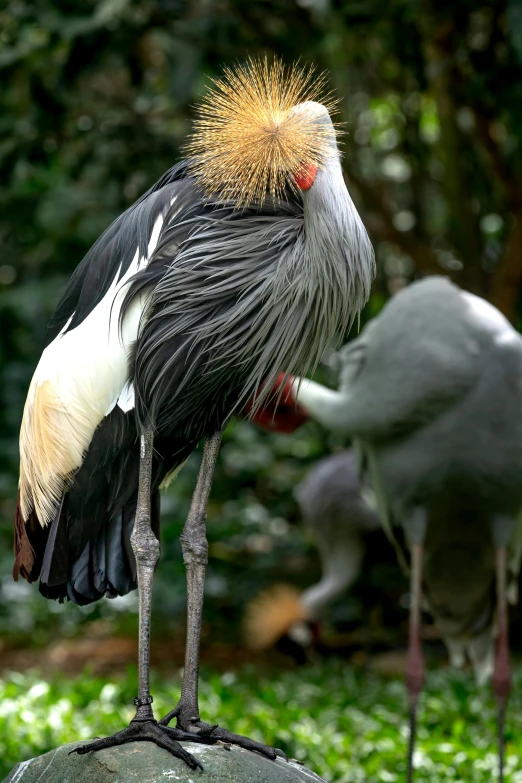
[4, 741, 328, 783]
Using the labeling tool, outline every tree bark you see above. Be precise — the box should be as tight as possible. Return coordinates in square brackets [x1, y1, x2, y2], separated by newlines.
[491, 209, 522, 323]
[423, 24, 485, 296]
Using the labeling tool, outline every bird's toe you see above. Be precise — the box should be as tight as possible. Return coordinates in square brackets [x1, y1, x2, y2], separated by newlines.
[69, 720, 202, 770]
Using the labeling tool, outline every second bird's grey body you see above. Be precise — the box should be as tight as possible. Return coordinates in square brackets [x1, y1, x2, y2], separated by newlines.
[295, 277, 522, 679]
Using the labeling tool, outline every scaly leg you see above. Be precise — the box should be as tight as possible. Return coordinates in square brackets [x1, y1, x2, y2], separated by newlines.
[490, 515, 514, 783]
[159, 432, 282, 760]
[403, 508, 427, 783]
[492, 546, 511, 783]
[72, 431, 201, 769]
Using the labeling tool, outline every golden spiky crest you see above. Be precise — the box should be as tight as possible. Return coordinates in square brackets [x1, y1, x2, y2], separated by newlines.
[244, 584, 309, 650]
[185, 57, 340, 207]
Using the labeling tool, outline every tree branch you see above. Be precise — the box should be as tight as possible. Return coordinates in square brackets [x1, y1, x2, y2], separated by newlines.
[491, 210, 522, 322]
[344, 166, 441, 275]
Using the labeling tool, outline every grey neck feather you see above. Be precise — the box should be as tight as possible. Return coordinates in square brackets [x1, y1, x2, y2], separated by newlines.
[301, 533, 364, 619]
[302, 154, 374, 322]
[259, 150, 374, 410]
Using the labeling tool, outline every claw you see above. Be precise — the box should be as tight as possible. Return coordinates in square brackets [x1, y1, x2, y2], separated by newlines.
[198, 723, 219, 738]
[159, 710, 280, 762]
[207, 726, 277, 760]
[69, 720, 202, 770]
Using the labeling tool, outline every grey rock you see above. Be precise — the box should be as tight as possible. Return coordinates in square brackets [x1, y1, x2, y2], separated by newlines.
[4, 741, 328, 783]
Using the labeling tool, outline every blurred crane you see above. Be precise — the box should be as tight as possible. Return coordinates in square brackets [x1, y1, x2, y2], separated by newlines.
[278, 277, 522, 783]
[12, 59, 374, 768]
[245, 449, 380, 654]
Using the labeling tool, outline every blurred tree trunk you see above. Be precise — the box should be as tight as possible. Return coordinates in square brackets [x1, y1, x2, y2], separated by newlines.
[491, 209, 522, 322]
[423, 22, 486, 297]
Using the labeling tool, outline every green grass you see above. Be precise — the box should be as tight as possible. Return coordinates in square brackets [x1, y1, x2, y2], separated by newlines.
[1, 662, 522, 781]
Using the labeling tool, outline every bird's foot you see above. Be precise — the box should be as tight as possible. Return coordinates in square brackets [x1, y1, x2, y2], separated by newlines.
[70, 716, 203, 770]
[159, 704, 285, 761]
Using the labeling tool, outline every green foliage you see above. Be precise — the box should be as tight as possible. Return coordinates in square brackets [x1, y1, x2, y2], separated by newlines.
[1, 663, 522, 781]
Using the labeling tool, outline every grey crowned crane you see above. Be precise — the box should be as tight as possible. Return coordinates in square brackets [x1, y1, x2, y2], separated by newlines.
[12, 59, 374, 768]
[245, 449, 380, 653]
[277, 277, 522, 782]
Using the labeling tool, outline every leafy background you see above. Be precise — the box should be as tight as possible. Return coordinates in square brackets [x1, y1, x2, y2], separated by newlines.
[1, 0, 522, 779]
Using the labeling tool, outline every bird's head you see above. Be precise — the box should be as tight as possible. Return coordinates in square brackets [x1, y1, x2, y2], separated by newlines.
[185, 58, 341, 208]
[290, 101, 338, 191]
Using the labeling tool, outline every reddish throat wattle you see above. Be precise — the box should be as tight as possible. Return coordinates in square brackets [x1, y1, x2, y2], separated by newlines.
[294, 163, 318, 191]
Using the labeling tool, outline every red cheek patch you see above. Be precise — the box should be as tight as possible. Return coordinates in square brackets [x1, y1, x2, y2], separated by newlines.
[294, 163, 318, 191]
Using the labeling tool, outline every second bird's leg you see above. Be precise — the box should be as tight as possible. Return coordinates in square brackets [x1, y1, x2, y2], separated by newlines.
[72, 431, 201, 769]
[159, 432, 281, 760]
[403, 508, 427, 783]
[493, 548, 510, 783]
[491, 515, 514, 783]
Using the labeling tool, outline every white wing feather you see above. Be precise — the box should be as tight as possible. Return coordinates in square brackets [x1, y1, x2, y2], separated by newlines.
[19, 212, 166, 526]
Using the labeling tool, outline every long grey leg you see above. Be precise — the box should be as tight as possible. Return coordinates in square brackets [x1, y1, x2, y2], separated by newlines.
[159, 432, 280, 761]
[159, 431, 221, 728]
[72, 429, 201, 769]
[131, 429, 159, 721]
[179, 430, 222, 724]
[403, 508, 427, 783]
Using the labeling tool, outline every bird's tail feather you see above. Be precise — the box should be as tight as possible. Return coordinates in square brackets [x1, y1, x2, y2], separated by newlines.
[13, 490, 49, 583]
[442, 628, 495, 685]
[468, 629, 495, 686]
[38, 492, 159, 605]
